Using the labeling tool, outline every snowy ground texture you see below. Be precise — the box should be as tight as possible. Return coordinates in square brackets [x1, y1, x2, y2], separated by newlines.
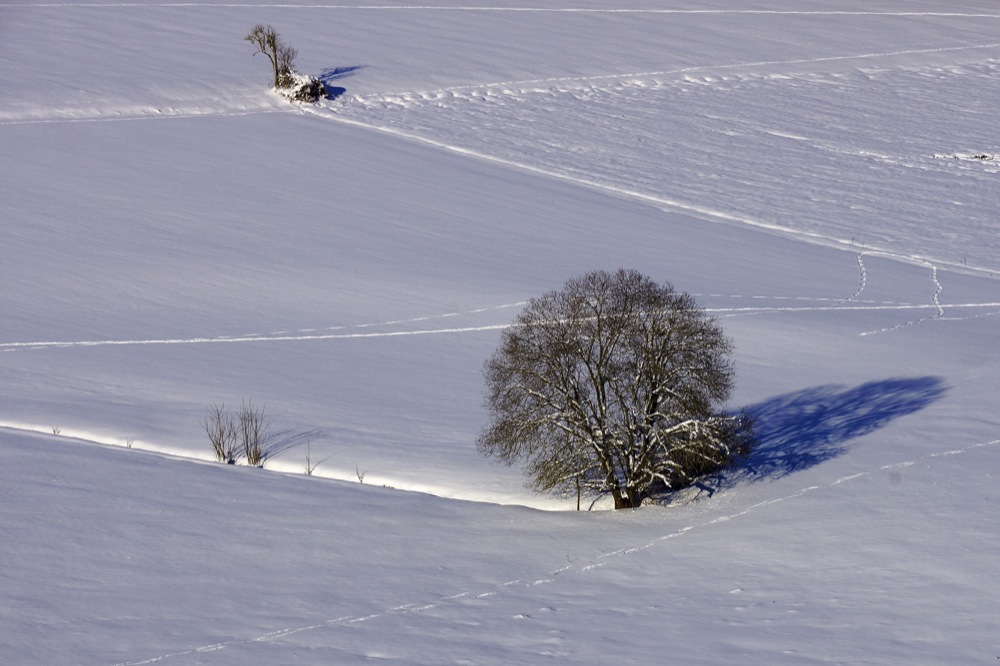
[2, 1, 1000, 663]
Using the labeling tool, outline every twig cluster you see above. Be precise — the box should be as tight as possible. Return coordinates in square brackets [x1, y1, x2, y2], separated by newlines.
[202, 400, 272, 467]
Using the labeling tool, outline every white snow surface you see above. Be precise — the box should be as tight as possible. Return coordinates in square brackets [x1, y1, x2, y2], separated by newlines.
[2, 0, 1000, 663]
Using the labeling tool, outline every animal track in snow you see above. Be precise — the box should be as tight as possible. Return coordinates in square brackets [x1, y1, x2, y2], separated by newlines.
[842, 251, 945, 336]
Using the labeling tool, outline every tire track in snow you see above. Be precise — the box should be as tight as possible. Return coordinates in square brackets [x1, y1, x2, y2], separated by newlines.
[349, 41, 1000, 103]
[249, 301, 525, 337]
[327, 51, 1000, 282]
[3, 34, 996, 129]
[113, 433, 1000, 666]
[6, 287, 1000, 352]
[0, 303, 525, 352]
[0, 324, 510, 351]
[6, 298, 999, 352]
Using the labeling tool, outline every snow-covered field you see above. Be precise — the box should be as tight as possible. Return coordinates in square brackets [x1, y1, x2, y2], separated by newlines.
[2, 1, 999, 663]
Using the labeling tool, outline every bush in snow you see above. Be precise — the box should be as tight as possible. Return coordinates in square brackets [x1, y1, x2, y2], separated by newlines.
[203, 402, 239, 464]
[203, 399, 272, 467]
[477, 269, 754, 510]
[237, 399, 271, 468]
[245, 24, 326, 103]
[277, 71, 327, 103]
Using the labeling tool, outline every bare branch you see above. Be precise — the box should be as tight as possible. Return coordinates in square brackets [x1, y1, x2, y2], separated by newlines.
[203, 402, 239, 464]
[245, 24, 297, 89]
[478, 269, 753, 509]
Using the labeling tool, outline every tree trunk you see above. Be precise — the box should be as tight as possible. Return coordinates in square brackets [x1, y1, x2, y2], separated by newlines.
[613, 492, 636, 509]
[612, 488, 641, 509]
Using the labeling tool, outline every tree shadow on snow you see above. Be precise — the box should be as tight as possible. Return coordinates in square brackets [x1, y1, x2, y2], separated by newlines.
[319, 65, 365, 100]
[266, 427, 329, 460]
[708, 376, 947, 493]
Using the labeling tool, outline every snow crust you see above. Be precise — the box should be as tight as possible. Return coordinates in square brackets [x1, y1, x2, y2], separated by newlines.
[2, 0, 999, 663]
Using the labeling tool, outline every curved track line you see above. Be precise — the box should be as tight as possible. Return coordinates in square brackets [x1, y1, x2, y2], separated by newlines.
[7, 292, 1000, 352]
[310, 104, 999, 280]
[0, 303, 526, 352]
[307, 106, 867, 249]
[251, 301, 525, 338]
[0, 323, 511, 352]
[114, 433, 1000, 666]
[7, 300, 1000, 352]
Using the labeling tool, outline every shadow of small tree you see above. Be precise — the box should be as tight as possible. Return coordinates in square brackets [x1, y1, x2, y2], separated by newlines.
[319, 65, 365, 100]
[265, 427, 329, 460]
[671, 377, 948, 499]
[735, 376, 947, 484]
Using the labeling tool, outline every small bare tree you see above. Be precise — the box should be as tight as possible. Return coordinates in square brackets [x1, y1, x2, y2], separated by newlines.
[478, 269, 753, 509]
[245, 24, 297, 89]
[238, 399, 271, 467]
[304, 440, 316, 475]
[203, 402, 239, 464]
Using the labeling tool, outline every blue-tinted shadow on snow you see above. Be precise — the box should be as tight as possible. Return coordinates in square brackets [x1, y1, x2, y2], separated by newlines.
[734, 376, 947, 483]
[266, 427, 330, 460]
[319, 65, 366, 100]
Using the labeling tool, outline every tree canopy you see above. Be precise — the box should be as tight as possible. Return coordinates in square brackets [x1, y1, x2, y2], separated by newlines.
[478, 269, 751, 509]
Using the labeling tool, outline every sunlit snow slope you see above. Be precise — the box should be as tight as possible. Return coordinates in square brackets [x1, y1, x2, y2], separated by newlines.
[2, 1, 999, 664]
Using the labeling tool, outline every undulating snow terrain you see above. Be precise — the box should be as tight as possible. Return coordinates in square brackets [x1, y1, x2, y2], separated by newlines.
[2, 1, 999, 663]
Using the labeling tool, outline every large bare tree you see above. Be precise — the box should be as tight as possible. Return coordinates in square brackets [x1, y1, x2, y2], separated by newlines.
[478, 269, 751, 509]
[245, 24, 297, 89]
